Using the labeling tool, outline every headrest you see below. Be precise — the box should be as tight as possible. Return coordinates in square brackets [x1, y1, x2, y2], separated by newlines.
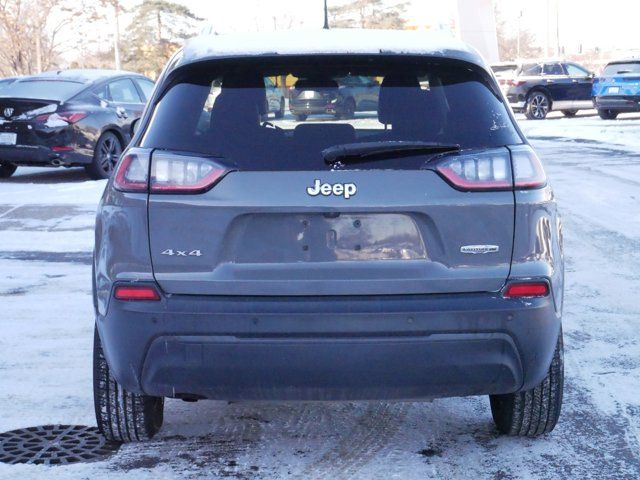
[377, 74, 424, 125]
[220, 73, 267, 115]
[294, 77, 339, 90]
[293, 123, 355, 145]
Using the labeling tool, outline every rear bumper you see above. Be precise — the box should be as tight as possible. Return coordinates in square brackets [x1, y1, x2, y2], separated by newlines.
[594, 95, 640, 111]
[289, 102, 337, 116]
[97, 290, 561, 401]
[0, 144, 88, 166]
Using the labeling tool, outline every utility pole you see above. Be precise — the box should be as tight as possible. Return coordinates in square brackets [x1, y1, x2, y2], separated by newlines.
[555, 0, 560, 56]
[323, 0, 329, 29]
[114, 2, 121, 70]
[516, 9, 522, 59]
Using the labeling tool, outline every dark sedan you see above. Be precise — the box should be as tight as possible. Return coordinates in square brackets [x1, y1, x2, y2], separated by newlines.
[493, 61, 594, 119]
[289, 75, 379, 121]
[0, 69, 154, 179]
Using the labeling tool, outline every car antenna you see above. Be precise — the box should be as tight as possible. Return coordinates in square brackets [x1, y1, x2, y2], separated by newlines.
[323, 0, 329, 29]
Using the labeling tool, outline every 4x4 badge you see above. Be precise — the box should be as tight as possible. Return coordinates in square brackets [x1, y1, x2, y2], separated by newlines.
[460, 245, 499, 254]
[161, 249, 202, 257]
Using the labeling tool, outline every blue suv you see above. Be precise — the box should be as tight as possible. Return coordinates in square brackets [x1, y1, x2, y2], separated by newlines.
[593, 60, 640, 119]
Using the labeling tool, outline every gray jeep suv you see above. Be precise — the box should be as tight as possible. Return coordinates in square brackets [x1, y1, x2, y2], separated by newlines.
[93, 29, 564, 442]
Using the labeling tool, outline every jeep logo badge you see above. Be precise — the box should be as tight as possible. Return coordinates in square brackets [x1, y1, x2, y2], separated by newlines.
[307, 179, 357, 199]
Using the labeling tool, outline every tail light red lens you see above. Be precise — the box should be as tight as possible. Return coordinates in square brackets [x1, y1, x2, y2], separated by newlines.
[503, 282, 549, 298]
[508, 79, 525, 87]
[113, 149, 150, 192]
[436, 149, 512, 191]
[114, 285, 161, 301]
[510, 145, 547, 189]
[35, 111, 88, 124]
[150, 152, 230, 194]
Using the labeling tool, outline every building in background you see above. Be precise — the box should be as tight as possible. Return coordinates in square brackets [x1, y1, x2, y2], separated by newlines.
[404, 0, 499, 63]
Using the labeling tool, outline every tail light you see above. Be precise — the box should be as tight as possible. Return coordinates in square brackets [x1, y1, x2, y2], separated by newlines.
[113, 149, 150, 192]
[435, 149, 512, 191]
[150, 151, 230, 194]
[510, 145, 547, 189]
[508, 79, 526, 87]
[114, 285, 161, 301]
[113, 150, 231, 194]
[35, 111, 88, 125]
[503, 281, 549, 298]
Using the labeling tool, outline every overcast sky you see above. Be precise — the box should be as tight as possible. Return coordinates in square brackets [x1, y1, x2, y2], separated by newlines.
[175, 0, 640, 51]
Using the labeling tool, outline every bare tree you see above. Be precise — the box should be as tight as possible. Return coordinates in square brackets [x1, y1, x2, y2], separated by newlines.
[494, 6, 542, 61]
[329, 0, 408, 30]
[122, 0, 202, 78]
[0, 0, 85, 76]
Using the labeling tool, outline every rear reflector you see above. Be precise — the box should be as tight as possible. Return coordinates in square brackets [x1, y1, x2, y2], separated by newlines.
[113, 149, 151, 192]
[114, 285, 161, 301]
[436, 149, 512, 191]
[52, 146, 74, 152]
[150, 151, 230, 194]
[503, 282, 549, 298]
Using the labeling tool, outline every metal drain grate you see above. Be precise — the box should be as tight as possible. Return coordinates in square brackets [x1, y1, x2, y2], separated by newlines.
[0, 425, 120, 465]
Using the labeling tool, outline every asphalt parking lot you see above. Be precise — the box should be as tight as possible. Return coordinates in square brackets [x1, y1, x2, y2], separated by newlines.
[0, 114, 639, 479]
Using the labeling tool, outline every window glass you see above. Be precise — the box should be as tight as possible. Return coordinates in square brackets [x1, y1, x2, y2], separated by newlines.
[109, 78, 142, 103]
[521, 64, 542, 76]
[543, 63, 564, 75]
[602, 62, 640, 75]
[141, 58, 521, 171]
[135, 79, 155, 100]
[565, 64, 589, 77]
[0, 80, 84, 101]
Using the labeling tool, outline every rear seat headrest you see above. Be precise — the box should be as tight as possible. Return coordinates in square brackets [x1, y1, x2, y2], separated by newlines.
[378, 74, 423, 125]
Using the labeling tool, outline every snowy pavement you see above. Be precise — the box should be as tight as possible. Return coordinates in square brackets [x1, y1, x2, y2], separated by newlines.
[1, 120, 640, 479]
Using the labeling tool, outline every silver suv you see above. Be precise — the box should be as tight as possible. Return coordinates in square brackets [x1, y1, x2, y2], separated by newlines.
[93, 29, 564, 442]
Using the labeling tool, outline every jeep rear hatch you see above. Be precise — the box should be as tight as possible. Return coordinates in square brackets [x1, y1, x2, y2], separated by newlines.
[133, 56, 530, 296]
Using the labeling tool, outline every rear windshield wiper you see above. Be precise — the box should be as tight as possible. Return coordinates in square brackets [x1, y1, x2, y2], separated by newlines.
[323, 141, 460, 165]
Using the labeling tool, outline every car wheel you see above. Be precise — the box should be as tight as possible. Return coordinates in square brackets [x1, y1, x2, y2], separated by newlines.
[93, 327, 164, 442]
[274, 98, 285, 119]
[85, 132, 123, 180]
[342, 97, 356, 119]
[561, 110, 578, 117]
[295, 114, 308, 122]
[490, 330, 563, 437]
[525, 92, 551, 120]
[0, 162, 17, 178]
[598, 109, 619, 120]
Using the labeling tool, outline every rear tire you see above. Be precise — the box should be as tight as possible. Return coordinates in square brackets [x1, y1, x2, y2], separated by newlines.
[490, 330, 564, 437]
[598, 109, 619, 120]
[93, 327, 164, 442]
[525, 91, 551, 120]
[0, 163, 17, 178]
[341, 97, 356, 119]
[274, 98, 285, 119]
[295, 114, 308, 122]
[561, 110, 578, 117]
[85, 132, 123, 180]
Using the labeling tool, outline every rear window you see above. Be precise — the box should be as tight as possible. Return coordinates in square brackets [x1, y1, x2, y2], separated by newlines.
[0, 79, 84, 100]
[141, 57, 521, 171]
[603, 62, 640, 75]
[491, 64, 518, 76]
[521, 64, 542, 76]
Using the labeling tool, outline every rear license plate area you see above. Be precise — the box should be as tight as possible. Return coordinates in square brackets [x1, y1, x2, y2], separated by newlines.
[0, 132, 17, 145]
[232, 213, 427, 263]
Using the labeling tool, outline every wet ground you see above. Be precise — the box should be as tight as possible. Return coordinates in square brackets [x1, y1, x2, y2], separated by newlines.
[0, 120, 639, 479]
